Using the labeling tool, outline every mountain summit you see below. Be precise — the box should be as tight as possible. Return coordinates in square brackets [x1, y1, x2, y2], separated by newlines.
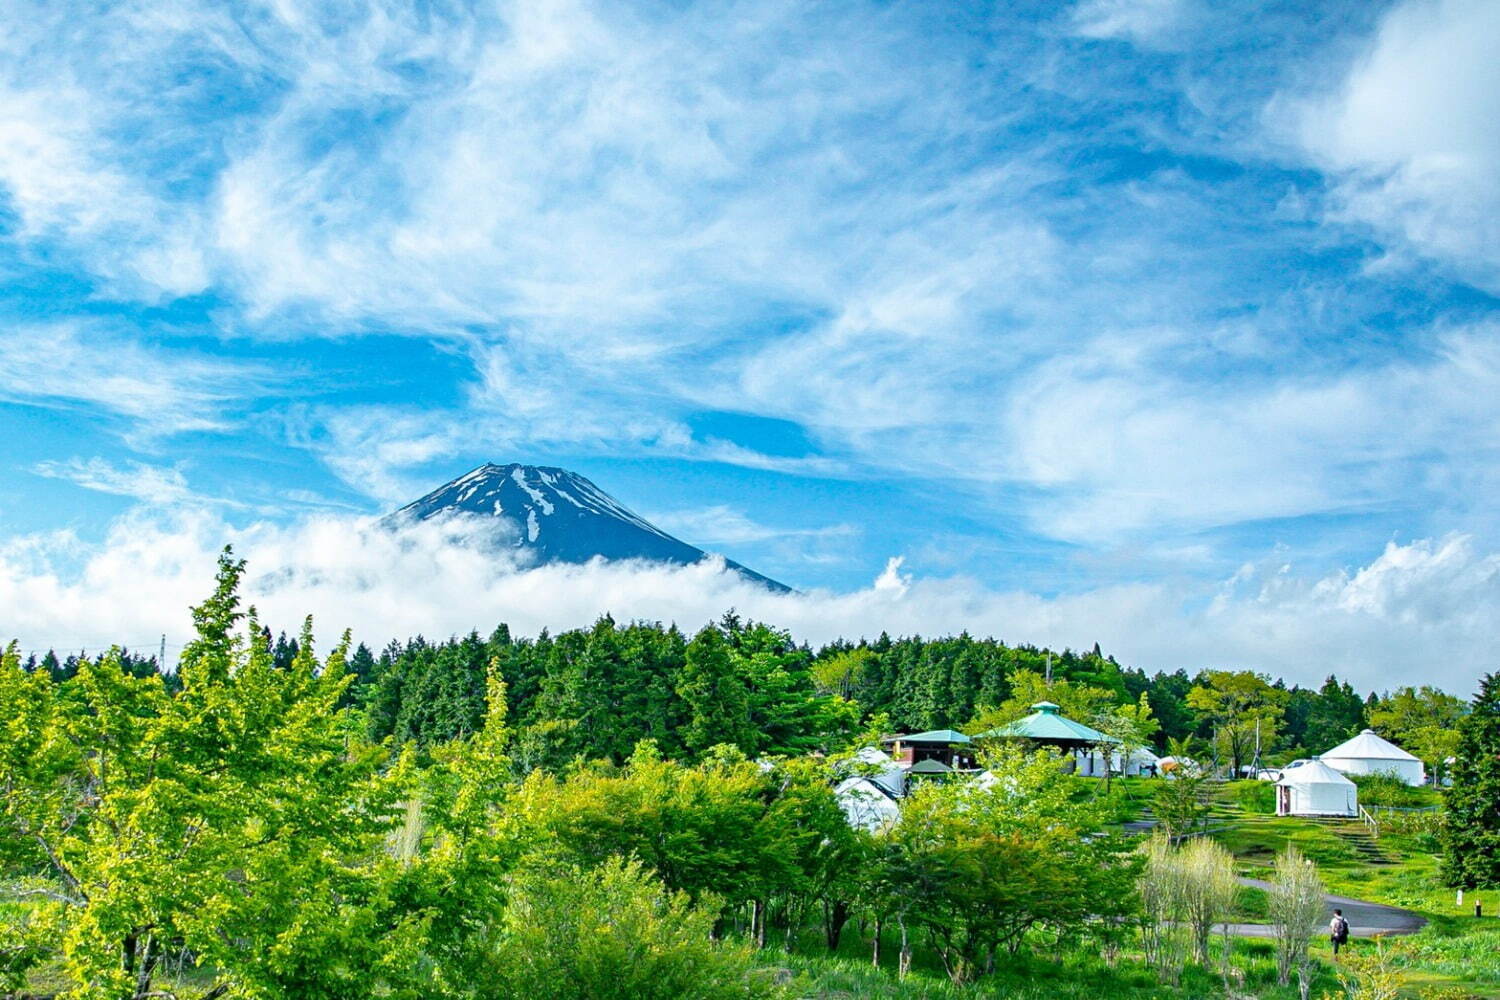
[386, 463, 790, 592]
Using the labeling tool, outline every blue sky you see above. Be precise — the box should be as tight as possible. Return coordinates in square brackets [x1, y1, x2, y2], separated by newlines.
[1, 0, 1498, 690]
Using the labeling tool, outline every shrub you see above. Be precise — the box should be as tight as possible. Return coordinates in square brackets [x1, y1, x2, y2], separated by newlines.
[1267, 845, 1323, 988]
[1226, 779, 1277, 815]
[494, 858, 784, 1000]
[1351, 773, 1430, 808]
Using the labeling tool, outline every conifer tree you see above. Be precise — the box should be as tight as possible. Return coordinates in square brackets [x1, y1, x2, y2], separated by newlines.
[1443, 672, 1500, 887]
[677, 625, 753, 756]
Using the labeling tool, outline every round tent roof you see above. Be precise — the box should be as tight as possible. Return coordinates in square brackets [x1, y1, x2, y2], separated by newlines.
[1276, 759, 1355, 788]
[909, 758, 955, 775]
[1320, 729, 1421, 762]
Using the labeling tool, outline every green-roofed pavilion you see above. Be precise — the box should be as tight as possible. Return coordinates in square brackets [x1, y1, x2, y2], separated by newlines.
[977, 702, 1120, 751]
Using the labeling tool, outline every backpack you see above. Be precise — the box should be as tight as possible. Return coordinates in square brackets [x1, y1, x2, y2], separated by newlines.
[1332, 916, 1349, 942]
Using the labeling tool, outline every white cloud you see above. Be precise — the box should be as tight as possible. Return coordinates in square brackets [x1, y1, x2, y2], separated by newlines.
[0, 322, 260, 439]
[32, 457, 191, 503]
[651, 504, 856, 546]
[2, 506, 1497, 696]
[1069, 0, 1192, 48]
[1290, 0, 1500, 289]
[2, 0, 1497, 566]
[1002, 324, 1500, 542]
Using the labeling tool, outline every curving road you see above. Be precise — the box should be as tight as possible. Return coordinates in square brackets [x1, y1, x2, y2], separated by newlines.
[1217, 877, 1427, 939]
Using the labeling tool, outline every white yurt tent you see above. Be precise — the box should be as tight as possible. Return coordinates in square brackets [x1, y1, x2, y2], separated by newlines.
[1275, 759, 1358, 817]
[1319, 729, 1425, 786]
[1079, 744, 1162, 777]
[834, 776, 901, 833]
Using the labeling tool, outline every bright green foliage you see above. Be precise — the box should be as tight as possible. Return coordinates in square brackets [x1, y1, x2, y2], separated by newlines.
[881, 746, 1140, 984]
[1186, 671, 1287, 775]
[0, 552, 406, 1000]
[969, 668, 1117, 733]
[730, 620, 859, 757]
[1094, 693, 1159, 791]
[1369, 685, 1465, 784]
[678, 625, 755, 755]
[513, 741, 785, 906]
[1153, 739, 1212, 837]
[811, 647, 874, 699]
[493, 858, 785, 1000]
[1442, 672, 1500, 888]
[395, 663, 526, 998]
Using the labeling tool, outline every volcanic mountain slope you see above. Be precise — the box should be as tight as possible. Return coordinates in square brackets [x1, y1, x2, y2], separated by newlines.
[386, 463, 791, 592]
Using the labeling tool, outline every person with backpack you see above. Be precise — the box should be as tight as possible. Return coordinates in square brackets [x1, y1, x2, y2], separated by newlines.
[1329, 908, 1350, 955]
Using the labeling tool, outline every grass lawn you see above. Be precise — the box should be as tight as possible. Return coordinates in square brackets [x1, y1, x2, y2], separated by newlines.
[1206, 783, 1500, 998]
[761, 906, 1327, 999]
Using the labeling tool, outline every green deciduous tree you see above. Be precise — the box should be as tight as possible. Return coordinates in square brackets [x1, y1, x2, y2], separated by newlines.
[1370, 685, 1465, 784]
[1186, 670, 1286, 776]
[0, 550, 406, 1000]
[885, 746, 1140, 984]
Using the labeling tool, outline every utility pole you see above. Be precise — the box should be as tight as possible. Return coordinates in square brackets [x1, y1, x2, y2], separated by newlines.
[159, 634, 167, 674]
[1045, 652, 1053, 686]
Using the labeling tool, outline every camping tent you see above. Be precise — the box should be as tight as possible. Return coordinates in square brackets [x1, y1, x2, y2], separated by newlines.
[846, 746, 907, 799]
[1080, 744, 1161, 778]
[1275, 759, 1358, 817]
[834, 776, 901, 833]
[1319, 729, 1425, 786]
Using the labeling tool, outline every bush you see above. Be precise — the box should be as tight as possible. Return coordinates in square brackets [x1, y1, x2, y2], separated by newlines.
[1225, 779, 1277, 815]
[1351, 773, 1431, 808]
[494, 858, 784, 1000]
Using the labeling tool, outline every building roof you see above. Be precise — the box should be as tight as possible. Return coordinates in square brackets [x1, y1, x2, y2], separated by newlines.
[883, 729, 973, 745]
[1320, 729, 1422, 763]
[978, 702, 1120, 745]
[1276, 759, 1356, 788]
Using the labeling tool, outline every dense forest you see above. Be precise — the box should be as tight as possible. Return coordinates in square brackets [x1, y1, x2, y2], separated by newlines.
[199, 615, 1460, 778]
[15, 606, 1467, 778]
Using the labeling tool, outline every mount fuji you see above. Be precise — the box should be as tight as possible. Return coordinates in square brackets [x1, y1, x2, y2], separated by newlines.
[385, 463, 791, 592]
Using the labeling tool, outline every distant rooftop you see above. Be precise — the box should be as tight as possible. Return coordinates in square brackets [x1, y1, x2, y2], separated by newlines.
[977, 701, 1119, 745]
[882, 728, 972, 745]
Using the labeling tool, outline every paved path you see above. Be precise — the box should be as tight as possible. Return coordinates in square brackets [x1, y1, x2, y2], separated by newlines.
[1216, 877, 1426, 939]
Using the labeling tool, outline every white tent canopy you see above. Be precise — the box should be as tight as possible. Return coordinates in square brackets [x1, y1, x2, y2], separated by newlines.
[846, 746, 907, 799]
[1319, 729, 1425, 786]
[1276, 759, 1358, 817]
[1079, 744, 1161, 778]
[834, 776, 901, 833]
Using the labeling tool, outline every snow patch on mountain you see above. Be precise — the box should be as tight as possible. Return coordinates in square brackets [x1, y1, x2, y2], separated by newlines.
[385, 463, 790, 592]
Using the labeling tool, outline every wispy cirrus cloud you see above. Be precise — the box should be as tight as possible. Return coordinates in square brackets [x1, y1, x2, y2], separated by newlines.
[1280, 0, 1500, 291]
[32, 457, 192, 504]
[0, 0, 1497, 662]
[0, 323, 261, 440]
[653, 504, 856, 547]
[1002, 323, 1500, 542]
